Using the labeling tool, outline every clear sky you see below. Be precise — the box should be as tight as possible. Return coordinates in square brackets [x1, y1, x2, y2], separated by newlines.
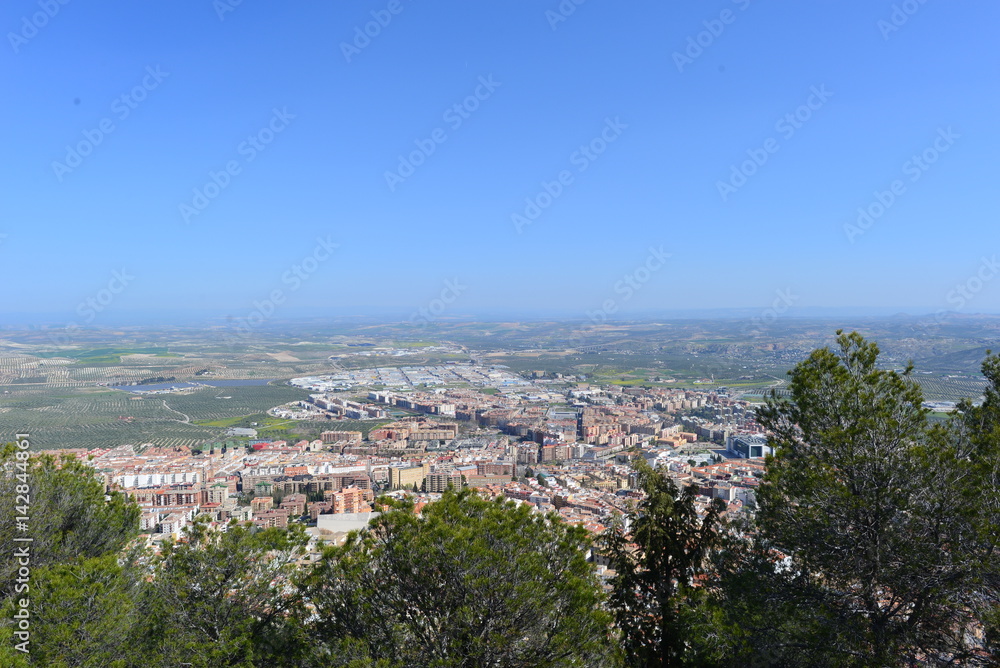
[2, 0, 998, 325]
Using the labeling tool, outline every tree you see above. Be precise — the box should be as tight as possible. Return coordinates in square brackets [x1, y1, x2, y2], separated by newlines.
[740, 331, 1000, 665]
[952, 351, 1000, 656]
[306, 488, 619, 667]
[0, 453, 143, 667]
[0, 451, 392, 666]
[135, 517, 315, 667]
[0, 451, 140, 599]
[602, 456, 725, 667]
[0, 553, 143, 667]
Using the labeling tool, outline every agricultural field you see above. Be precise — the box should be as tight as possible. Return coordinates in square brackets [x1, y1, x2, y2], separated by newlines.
[194, 413, 389, 442]
[163, 384, 312, 423]
[0, 384, 320, 451]
[34, 347, 181, 364]
[0, 374, 380, 450]
[0, 338, 395, 449]
[740, 374, 988, 403]
[0, 387, 216, 450]
[272, 418, 390, 441]
[913, 375, 988, 403]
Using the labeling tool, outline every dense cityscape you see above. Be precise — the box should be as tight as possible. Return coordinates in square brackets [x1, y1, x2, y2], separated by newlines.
[7, 327, 1000, 665]
[40, 362, 769, 557]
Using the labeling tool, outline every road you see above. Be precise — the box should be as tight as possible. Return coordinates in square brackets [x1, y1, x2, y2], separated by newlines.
[162, 400, 191, 423]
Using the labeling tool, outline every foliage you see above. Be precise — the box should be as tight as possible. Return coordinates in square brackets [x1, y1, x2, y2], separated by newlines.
[953, 351, 1000, 656]
[0, 503, 378, 667]
[306, 488, 618, 667]
[602, 456, 725, 667]
[736, 331, 1000, 666]
[0, 451, 140, 599]
[0, 554, 142, 667]
[135, 517, 314, 667]
[0, 450, 141, 666]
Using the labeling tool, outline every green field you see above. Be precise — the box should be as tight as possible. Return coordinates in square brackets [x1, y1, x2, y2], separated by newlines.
[284, 418, 390, 439]
[194, 413, 390, 442]
[0, 377, 395, 450]
[0, 383, 312, 450]
[742, 376, 987, 403]
[162, 384, 311, 423]
[0, 388, 216, 450]
[195, 414, 289, 429]
[34, 347, 181, 365]
[914, 376, 987, 402]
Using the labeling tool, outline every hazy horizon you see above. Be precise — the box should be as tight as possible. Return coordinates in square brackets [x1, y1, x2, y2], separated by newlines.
[4, 307, 1000, 332]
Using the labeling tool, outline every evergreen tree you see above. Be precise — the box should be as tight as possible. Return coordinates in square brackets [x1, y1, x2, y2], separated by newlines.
[734, 331, 1000, 665]
[136, 517, 315, 667]
[603, 456, 725, 666]
[0, 554, 142, 667]
[951, 351, 1000, 657]
[306, 488, 618, 667]
[0, 451, 140, 599]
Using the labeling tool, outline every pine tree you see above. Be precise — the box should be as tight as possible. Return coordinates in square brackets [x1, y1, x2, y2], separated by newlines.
[736, 331, 1000, 665]
[306, 488, 618, 667]
[136, 517, 313, 666]
[603, 456, 724, 666]
[0, 450, 140, 599]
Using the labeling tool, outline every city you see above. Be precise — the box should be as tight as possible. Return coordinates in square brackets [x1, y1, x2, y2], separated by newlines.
[3, 0, 999, 665]
[35, 359, 769, 557]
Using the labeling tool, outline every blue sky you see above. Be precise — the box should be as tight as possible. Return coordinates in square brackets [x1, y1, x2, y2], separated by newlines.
[2, 0, 998, 325]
